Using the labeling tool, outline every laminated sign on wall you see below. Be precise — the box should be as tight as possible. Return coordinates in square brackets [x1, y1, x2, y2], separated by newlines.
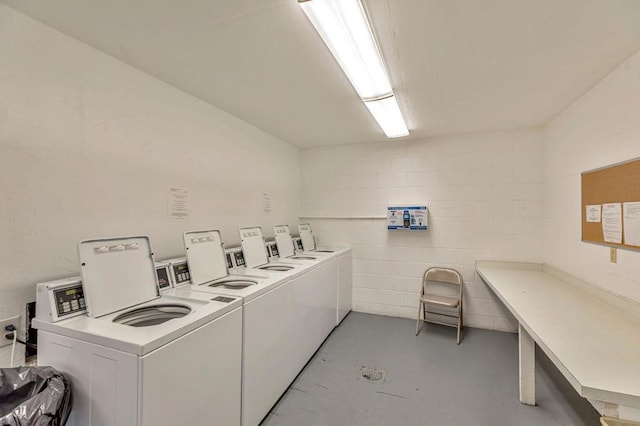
[387, 206, 428, 230]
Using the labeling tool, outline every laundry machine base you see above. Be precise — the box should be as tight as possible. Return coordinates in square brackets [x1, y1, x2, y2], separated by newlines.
[38, 307, 242, 426]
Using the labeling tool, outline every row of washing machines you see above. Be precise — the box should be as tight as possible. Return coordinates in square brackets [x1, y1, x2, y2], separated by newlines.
[32, 223, 352, 426]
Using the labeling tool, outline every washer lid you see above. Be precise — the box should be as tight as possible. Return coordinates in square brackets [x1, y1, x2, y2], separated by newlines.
[298, 223, 316, 251]
[274, 224, 295, 258]
[183, 230, 228, 285]
[240, 226, 268, 268]
[79, 236, 159, 318]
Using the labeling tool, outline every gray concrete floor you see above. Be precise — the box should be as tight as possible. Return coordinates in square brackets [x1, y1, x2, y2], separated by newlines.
[261, 312, 600, 426]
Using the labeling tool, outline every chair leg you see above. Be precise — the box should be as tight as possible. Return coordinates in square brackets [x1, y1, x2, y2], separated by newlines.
[456, 305, 462, 345]
[415, 302, 422, 335]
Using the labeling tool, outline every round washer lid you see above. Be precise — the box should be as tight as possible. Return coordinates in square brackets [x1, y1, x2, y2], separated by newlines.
[79, 236, 159, 318]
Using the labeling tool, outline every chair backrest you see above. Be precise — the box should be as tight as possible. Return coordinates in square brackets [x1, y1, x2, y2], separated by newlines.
[421, 267, 463, 297]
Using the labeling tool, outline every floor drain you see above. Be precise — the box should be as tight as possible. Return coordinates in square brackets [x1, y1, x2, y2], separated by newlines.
[360, 366, 386, 382]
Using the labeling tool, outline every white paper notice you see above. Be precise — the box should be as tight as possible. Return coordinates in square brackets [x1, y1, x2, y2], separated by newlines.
[602, 203, 622, 244]
[586, 205, 602, 223]
[263, 192, 272, 214]
[623, 202, 640, 247]
[168, 187, 189, 221]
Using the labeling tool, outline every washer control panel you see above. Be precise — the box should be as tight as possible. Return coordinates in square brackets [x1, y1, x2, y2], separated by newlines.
[170, 260, 191, 286]
[234, 250, 245, 267]
[266, 242, 279, 258]
[225, 247, 248, 270]
[54, 285, 86, 316]
[36, 278, 87, 323]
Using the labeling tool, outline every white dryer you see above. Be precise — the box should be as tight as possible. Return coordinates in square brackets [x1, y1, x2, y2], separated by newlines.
[33, 236, 243, 426]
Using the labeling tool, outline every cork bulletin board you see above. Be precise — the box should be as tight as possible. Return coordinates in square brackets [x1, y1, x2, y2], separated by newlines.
[581, 157, 640, 250]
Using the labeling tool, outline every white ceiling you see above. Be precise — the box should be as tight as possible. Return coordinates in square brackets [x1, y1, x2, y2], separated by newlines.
[3, 0, 640, 148]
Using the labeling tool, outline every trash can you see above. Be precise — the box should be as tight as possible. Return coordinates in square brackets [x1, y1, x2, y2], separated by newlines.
[0, 366, 71, 426]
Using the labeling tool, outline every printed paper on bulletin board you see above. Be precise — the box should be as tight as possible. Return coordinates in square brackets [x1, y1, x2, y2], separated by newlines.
[581, 157, 640, 249]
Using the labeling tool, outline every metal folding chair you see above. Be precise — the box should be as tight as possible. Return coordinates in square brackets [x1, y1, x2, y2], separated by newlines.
[415, 267, 463, 344]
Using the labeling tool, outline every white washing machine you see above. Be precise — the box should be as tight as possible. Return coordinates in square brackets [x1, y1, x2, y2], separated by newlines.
[273, 224, 330, 265]
[298, 223, 349, 256]
[239, 226, 312, 278]
[33, 236, 243, 426]
[182, 229, 303, 426]
[298, 223, 353, 324]
[183, 229, 287, 299]
[242, 226, 339, 399]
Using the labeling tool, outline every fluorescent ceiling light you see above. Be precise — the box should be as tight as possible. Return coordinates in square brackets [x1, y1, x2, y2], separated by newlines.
[299, 0, 409, 138]
[364, 95, 409, 138]
[299, 0, 391, 100]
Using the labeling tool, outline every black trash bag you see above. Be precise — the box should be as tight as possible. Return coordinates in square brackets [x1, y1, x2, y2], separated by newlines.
[0, 366, 71, 426]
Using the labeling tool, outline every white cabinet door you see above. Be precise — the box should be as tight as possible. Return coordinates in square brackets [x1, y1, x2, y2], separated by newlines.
[140, 308, 242, 426]
[38, 331, 139, 426]
[243, 281, 292, 426]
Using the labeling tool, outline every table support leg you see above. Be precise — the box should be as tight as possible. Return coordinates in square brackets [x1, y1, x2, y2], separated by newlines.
[519, 324, 536, 405]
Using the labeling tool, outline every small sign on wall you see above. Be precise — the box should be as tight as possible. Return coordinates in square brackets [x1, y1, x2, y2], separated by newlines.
[387, 206, 428, 230]
[168, 187, 189, 221]
[263, 192, 272, 214]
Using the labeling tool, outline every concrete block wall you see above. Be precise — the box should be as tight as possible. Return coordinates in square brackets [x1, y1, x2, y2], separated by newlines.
[544, 47, 640, 303]
[301, 129, 544, 331]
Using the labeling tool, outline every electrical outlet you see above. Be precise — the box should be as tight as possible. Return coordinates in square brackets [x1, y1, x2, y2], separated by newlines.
[0, 316, 20, 348]
[610, 247, 617, 264]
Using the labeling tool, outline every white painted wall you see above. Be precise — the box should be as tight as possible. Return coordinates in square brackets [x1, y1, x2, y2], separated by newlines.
[0, 5, 300, 366]
[544, 48, 640, 303]
[5, 0, 637, 370]
[301, 129, 544, 331]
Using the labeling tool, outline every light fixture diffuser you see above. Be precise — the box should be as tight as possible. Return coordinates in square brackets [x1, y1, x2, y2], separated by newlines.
[299, 0, 409, 138]
[299, 0, 391, 100]
[364, 95, 409, 138]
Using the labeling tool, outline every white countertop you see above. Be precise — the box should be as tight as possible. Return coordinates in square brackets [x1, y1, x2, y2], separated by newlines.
[476, 261, 640, 409]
